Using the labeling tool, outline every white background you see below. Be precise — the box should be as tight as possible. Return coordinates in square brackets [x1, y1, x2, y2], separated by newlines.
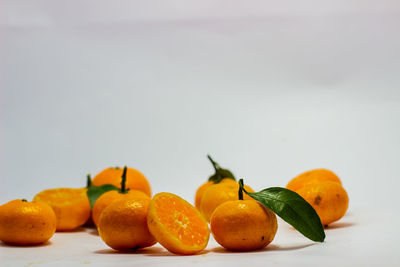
[1, 1, 400, 266]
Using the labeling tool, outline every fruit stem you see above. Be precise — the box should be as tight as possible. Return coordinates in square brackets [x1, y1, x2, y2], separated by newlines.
[86, 174, 92, 188]
[238, 179, 248, 200]
[207, 154, 220, 172]
[120, 166, 128, 193]
[21, 199, 28, 202]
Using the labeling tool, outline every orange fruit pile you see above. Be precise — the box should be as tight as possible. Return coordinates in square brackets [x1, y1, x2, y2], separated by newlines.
[0, 158, 349, 254]
[286, 169, 349, 226]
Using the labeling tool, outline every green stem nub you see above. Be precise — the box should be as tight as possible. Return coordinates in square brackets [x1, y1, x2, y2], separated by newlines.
[86, 174, 92, 188]
[22, 199, 28, 202]
[120, 166, 128, 193]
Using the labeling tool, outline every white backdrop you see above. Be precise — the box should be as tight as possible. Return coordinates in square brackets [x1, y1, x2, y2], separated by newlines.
[1, 1, 400, 266]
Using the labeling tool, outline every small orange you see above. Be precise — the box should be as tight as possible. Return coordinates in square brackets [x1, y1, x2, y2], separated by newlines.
[98, 196, 156, 250]
[92, 189, 148, 226]
[34, 188, 90, 231]
[200, 182, 255, 222]
[92, 167, 151, 197]
[0, 199, 56, 245]
[210, 199, 277, 251]
[147, 192, 210, 255]
[295, 181, 349, 226]
[195, 178, 236, 209]
[286, 169, 342, 191]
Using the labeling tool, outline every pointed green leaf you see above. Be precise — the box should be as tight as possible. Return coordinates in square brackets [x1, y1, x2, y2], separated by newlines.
[238, 180, 325, 242]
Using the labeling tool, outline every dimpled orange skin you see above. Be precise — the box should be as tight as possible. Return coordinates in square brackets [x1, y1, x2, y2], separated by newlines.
[195, 178, 236, 209]
[200, 183, 255, 222]
[92, 189, 148, 227]
[296, 181, 349, 226]
[210, 200, 277, 251]
[0, 200, 56, 245]
[286, 168, 342, 192]
[98, 196, 156, 250]
[92, 167, 151, 197]
[147, 192, 210, 255]
[34, 188, 90, 231]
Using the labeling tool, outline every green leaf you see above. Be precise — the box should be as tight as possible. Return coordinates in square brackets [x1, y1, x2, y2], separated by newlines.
[239, 179, 325, 242]
[207, 155, 236, 183]
[86, 184, 119, 209]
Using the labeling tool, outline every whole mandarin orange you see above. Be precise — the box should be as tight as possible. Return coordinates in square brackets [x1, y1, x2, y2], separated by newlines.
[34, 188, 90, 231]
[210, 199, 277, 251]
[286, 169, 341, 192]
[195, 178, 236, 209]
[295, 181, 349, 226]
[200, 182, 255, 222]
[0, 199, 56, 245]
[92, 167, 151, 197]
[98, 196, 156, 250]
[92, 189, 148, 227]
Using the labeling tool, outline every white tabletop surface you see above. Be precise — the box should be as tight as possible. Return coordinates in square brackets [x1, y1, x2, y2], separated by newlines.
[1, 207, 398, 267]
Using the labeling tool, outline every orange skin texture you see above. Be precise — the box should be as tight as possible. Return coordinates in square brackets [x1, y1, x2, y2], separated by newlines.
[200, 183, 255, 222]
[98, 196, 156, 250]
[0, 200, 56, 245]
[195, 178, 236, 209]
[210, 200, 277, 251]
[92, 167, 151, 197]
[286, 168, 342, 192]
[92, 189, 148, 227]
[296, 181, 349, 226]
[147, 192, 210, 255]
[34, 188, 90, 231]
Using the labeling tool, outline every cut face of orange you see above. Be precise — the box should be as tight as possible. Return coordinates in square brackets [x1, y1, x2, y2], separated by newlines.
[147, 192, 210, 255]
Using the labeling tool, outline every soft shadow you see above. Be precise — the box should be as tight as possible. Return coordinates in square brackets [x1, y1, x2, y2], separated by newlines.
[95, 247, 164, 255]
[56, 227, 86, 233]
[95, 246, 210, 256]
[325, 222, 355, 230]
[0, 240, 52, 248]
[211, 243, 314, 253]
[87, 228, 99, 236]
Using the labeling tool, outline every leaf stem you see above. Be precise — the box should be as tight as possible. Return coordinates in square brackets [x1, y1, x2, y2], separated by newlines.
[207, 154, 220, 171]
[120, 166, 128, 193]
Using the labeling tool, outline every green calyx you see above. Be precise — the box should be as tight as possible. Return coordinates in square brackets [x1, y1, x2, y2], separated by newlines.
[207, 155, 236, 184]
[21, 199, 28, 202]
[238, 179, 325, 243]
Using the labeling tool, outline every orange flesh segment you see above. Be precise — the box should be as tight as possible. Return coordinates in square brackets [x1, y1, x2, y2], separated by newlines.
[154, 194, 208, 247]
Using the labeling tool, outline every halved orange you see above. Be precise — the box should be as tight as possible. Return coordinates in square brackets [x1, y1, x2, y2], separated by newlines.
[147, 192, 210, 255]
